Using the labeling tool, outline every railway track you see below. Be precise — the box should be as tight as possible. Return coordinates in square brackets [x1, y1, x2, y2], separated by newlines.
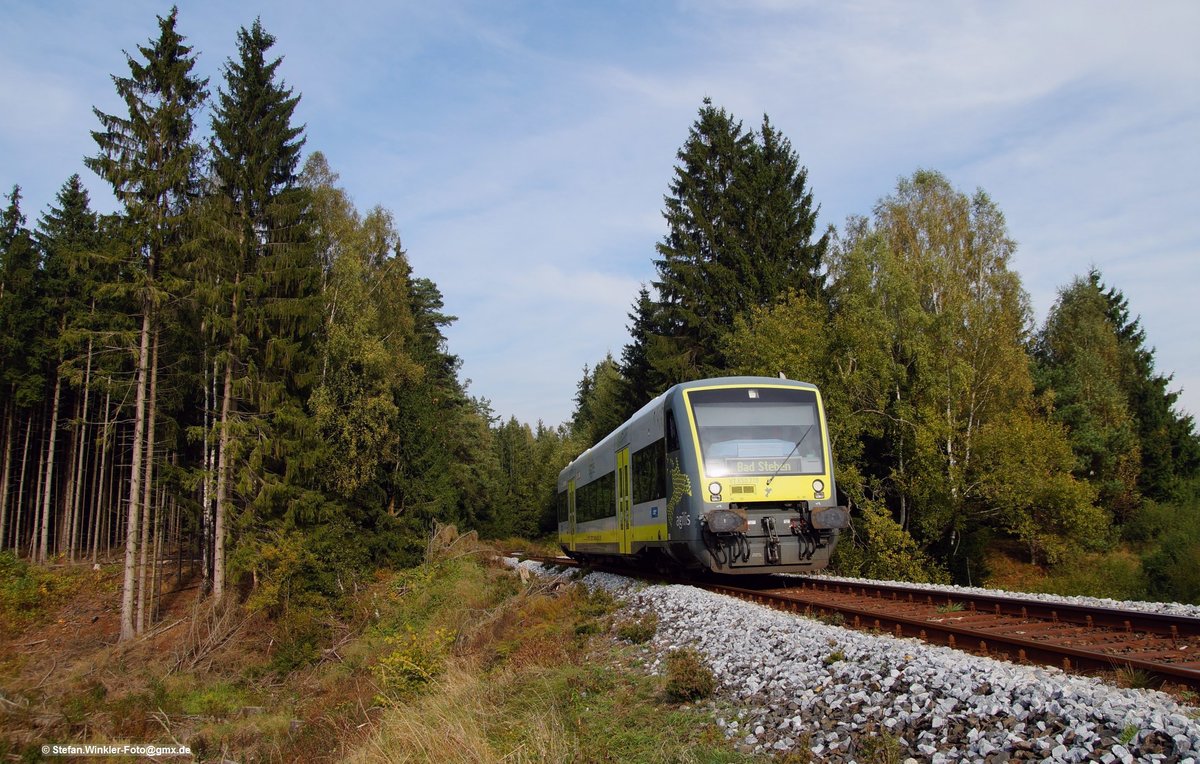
[517, 554, 1200, 691]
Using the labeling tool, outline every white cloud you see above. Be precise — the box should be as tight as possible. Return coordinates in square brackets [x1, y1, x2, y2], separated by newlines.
[3, 0, 1197, 424]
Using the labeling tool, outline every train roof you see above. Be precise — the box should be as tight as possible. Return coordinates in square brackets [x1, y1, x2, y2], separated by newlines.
[563, 376, 820, 470]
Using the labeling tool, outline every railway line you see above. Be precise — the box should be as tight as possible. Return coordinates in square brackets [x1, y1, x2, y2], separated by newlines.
[521, 554, 1200, 692]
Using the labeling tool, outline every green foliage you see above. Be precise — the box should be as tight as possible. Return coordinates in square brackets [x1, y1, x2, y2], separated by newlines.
[856, 731, 904, 764]
[1035, 273, 1143, 516]
[372, 625, 456, 701]
[569, 354, 628, 448]
[483, 416, 573, 538]
[822, 648, 846, 666]
[178, 681, 252, 717]
[617, 612, 658, 644]
[1119, 724, 1139, 746]
[1095, 270, 1200, 502]
[0, 185, 48, 407]
[579, 585, 618, 617]
[1033, 551, 1148, 601]
[627, 99, 828, 391]
[663, 647, 717, 702]
[971, 409, 1108, 564]
[729, 170, 1108, 579]
[1141, 498, 1200, 604]
[830, 499, 949, 583]
[1110, 493, 1200, 604]
[0, 551, 83, 634]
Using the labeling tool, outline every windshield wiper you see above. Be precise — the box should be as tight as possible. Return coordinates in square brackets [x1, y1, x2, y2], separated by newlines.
[766, 426, 814, 486]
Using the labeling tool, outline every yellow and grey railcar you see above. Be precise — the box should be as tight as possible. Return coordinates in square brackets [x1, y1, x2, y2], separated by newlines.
[556, 376, 849, 574]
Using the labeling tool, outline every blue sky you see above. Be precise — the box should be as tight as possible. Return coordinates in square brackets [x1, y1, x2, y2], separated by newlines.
[3, 1, 1197, 427]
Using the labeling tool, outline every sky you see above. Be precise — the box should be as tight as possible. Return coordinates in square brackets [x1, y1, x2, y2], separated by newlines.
[2, 0, 1198, 427]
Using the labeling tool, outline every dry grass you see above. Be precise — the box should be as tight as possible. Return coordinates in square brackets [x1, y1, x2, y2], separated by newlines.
[170, 595, 249, 674]
[348, 663, 576, 764]
[1, 529, 753, 763]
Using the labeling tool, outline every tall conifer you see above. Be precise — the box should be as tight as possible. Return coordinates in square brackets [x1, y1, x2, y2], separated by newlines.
[86, 6, 207, 639]
[642, 100, 827, 387]
[204, 18, 310, 598]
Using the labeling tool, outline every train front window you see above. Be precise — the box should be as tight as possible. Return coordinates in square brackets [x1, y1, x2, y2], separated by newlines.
[687, 387, 824, 477]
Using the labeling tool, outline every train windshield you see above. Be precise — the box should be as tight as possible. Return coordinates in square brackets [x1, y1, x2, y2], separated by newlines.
[687, 387, 824, 478]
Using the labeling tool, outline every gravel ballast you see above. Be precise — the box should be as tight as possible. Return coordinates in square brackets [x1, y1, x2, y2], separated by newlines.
[513, 561, 1200, 763]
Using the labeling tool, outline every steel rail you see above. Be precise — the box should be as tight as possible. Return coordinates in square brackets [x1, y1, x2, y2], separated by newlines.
[702, 582, 1200, 691]
[787, 577, 1200, 638]
[512, 554, 1200, 690]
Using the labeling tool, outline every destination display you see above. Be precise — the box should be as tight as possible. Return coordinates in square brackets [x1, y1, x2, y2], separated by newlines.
[725, 459, 797, 475]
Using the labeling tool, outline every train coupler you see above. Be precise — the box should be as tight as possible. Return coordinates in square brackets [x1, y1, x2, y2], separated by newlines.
[762, 516, 782, 565]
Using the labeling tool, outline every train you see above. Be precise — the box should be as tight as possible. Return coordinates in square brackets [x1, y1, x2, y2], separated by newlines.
[556, 376, 849, 574]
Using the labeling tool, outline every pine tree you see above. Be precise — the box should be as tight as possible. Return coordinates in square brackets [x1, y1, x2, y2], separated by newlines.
[641, 101, 828, 388]
[86, 6, 208, 640]
[1094, 271, 1200, 501]
[1035, 274, 1142, 517]
[34, 176, 102, 563]
[0, 187, 45, 555]
[619, 285, 663, 416]
[203, 18, 311, 598]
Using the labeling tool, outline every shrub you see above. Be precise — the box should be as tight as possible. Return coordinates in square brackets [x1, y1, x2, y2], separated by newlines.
[1035, 551, 1148, 601]
[0, 550, 82, 633]
[830, 499, 950, 584]
[617, 613, 658, 644]
[663, 648, 716, 702]
[373, 626, 455, 701]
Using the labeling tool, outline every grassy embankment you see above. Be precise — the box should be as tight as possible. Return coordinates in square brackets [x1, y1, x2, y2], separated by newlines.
[3, 508, 1197, 762]
[0, 531, 761, 763]
[982, 496, 1200, 605]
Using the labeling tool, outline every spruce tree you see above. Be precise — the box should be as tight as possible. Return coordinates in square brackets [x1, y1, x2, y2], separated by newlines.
[642, 100, 827, 387]
[619, 285, 662, 414]
[204, 18, 312, 598]
[0, 187, 44, 408]
[34, 176, 102, 563]
[740, 115, 829, 302]
[0, 187, 44, 556]
[652, 99, 751, 380]
[1094, 271, 1200, 501]
[86, 6, 207, 639]
[1035, 274, 1142, 518]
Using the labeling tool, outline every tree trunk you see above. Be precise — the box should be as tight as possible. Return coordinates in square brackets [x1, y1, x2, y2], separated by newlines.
[202, 355, 214, 594]
[214, 355, 233, 599]
[213, 280, 240, 600]
[120, 308, 152, 642]
[30, 414, 46, 560]
[0, 401, 13, 550]
[14, 416, 34, 554]
[69, 335, 94, 562]
[137, 329, 160, 632]
[91, 391, 112, 565]
[60, 396, 79, 559]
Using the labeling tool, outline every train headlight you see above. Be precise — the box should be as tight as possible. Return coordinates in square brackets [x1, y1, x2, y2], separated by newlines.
[708, 481, 722, 497]
[812, 479, 824, 494]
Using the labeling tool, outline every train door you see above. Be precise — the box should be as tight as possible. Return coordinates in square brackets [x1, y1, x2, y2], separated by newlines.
[617, 447, 632, 554]
[568, 480, 577, 553]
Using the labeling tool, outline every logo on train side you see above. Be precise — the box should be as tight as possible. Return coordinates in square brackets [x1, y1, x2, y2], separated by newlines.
[667, 455, 691, 512]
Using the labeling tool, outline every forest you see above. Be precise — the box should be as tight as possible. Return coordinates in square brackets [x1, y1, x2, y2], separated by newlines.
[3, 7, 1200, 666]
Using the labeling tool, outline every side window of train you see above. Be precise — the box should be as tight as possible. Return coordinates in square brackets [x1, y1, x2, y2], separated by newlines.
[666, 410, 679, 452]
[633, 439, 666, 504]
